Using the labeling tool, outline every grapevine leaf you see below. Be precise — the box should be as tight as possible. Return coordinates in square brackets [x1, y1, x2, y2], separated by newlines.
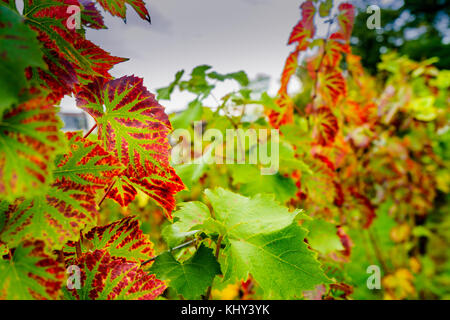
[204, 188, 299, 237]
[156, 70, 184, 100]
[312, 106, 339, 146]
[336, 3, 355, 41]
[279, 49, 299, 93]
[223, 223, 331, 299]
[162, 202, 210, 247]
[319, 69, 347, 105]
[64, 249, 165, 300]
[0, 97, 65, 200]
[319, 0, 332, 17]
[0, 5, 45, 114]
[303, 218, 344, 254]
[0, 240, 64, 299]
[229, 165, 297, 205]
[287, 1, 315, 48]
[64, 216, 155, 264]
[0, 181, 97, 252]
[53, 131, 124, 190]
[77, 75, 185, 216]
[150, 244, 221, 300]
[80, 0, 106, 29]
[196, 188, 329, 298]
[170, 99, 203, 130]
[22, 0, 125, 102]
[323, 33, 351, 68]
[95, 0, 151, 22]
[207, 70, 249, 87]
[266, 92, 294, 128]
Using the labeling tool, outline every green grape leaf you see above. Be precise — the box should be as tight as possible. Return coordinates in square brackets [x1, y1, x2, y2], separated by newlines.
[162, 202, 210, 247]
[223, 223, 330, 299]
[203, 188, 299, 237]
[207, 70, 249, 87]
[149, 244, 221, 299]
[0, 97, 65, 200]
[229, 164, 297, 205]
[0, 240, 64, 299]
[319, 0, 333, 17]
[303, 218, 344, 254]
[198, 188, 328, 298]
[170, 99, 203, 130]
[156, 70, 184, 100]
[0, 5, 45, 114]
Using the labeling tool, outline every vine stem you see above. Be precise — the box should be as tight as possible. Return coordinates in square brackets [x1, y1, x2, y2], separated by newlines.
[84, 123, 97, 139]
[97, 178, 117, 207]
[204, 235, 223, 300]
[141, 238, 198, 266]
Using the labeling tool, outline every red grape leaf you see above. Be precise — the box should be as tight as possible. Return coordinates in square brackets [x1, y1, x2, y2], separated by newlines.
[312, 106, 339, 146]
[0, 96, 65, 200]
[266, 92, 294, 129]
[0, 240, 65, 299]
[319, 68, 347, 105]
[80, 0, 106, 29]
[0, 138, 109, 252]
[63, 216, 165, 300]
[64, 216, 155, 264]
[95, 0, 151, 22]
[64, 249, 165, 300]
[336, 3, 355, 41]
[53, 131, 124, 191]
[288, 1, 316, 48]
[323, 33, 351, 68]
[76, 75, 185, 216]
[280, 48, 299, 93]
[23, 0, 125, 102]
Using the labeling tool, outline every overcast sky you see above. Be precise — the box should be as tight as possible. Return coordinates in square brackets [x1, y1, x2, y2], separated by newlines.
[61, 0, 337, 113]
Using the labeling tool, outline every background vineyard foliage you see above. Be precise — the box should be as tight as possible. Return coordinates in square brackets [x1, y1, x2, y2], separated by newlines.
[0, 0, 448, 300]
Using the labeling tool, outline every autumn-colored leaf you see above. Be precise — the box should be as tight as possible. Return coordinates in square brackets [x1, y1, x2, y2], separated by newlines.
[0, 240, 65, 299]
[280, 49, 300, 93]
[95, 0, 151, 22]
[266, 92, 294, 129]
[80, 0, 106, 29]
[65, 249, 165, 300]
[0, 181, 97, 253]
[0, 5, 45, 114]
[323, 33, 351, 68]
[0, 97, 65, 200]
[23, 0, 125, 102]
[319, 69, 347, 105]
[287, 1, 316, 49]
[336, 3, 355, 41]
[63, 216, 165, 300]
[312, 106, 339, 146]
[64, 216, 155, 264]
[76, 75, 184, 216]
[53, 131, 124, 191]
